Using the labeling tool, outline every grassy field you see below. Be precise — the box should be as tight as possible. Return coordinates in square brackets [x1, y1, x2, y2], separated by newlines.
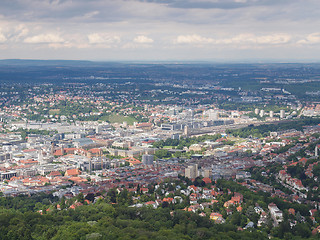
[107, 114, 137, 125]
[163, 146, 173, 149]
[49, 109, 60, 115]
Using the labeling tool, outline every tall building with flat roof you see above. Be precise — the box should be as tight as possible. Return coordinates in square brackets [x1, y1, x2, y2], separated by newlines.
[203, 169, 212, 178]
[269, 111, 274, 118]
[185, 164, 198, 179]
[142, 154, 154, 165]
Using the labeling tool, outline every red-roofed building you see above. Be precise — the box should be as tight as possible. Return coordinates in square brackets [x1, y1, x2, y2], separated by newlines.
[140, 187, 149, 194]
[299, 157, 308, 166]
[202, 177, 212, 184]
[145, 201, 157, 209]
[310, 209, 317, 217]
[210, 212, 225, 223]
[54, 148, 77, 156]
[188, 185, 199, 193]
[65, 169, 81, 177]
[288, 208, 295, 216]
[69, 202, 83, 209]
[47, 171, 62, 179]
[136, 122, 153, 130]
[69, 176, 87, 183]
[88, 148, 102, 157]
[163, 197, 174, 203]
[123, 157, 141, 166]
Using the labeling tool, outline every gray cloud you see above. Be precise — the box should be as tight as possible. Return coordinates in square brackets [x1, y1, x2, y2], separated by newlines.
[139, 0, 293, 9]
[0, 0, 320, 60]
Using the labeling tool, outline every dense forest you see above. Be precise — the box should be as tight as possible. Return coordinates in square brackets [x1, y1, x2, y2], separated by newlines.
[0, 202, 269, 240]
[227, 118, 320, 138]
[0, 179, 320, 239]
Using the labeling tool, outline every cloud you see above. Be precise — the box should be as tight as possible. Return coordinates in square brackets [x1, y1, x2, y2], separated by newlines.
[228, 33, 291, 45]
[24, 33, 65, 43]
[0, 32, 7, 43]
[175, 33, 291, 46]
[9, 25, 29, 42]
[0, 0, 320, 60]
[133, 35, 154, 43]
[176, 34, 214, 44]
[297, 33, 320, 45]
[83, 11, 100, 19]
[140, 0, 292, 10]
[87, 33, 120, 44]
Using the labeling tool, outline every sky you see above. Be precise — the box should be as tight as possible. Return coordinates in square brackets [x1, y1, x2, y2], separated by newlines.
[0, 0, 320, 61]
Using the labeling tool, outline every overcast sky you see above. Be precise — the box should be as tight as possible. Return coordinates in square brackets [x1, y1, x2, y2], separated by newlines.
[0, 0, 320, 61]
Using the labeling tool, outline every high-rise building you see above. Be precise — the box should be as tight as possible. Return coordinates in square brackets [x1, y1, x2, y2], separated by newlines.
[269, 111, 274, 118]
[280, 109, 285, 118]
[203, 169, 212, 178]
[185, 164, 198, 179]
[142, 154, 154, 165]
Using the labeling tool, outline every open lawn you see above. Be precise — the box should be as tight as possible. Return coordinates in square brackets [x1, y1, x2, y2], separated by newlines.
[49, 109, 60, 115]
[107, 114, 137, 125]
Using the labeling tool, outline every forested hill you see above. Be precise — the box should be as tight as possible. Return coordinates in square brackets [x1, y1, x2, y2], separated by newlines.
[0, 179, 319, 240]
[0, 198, 265, 240]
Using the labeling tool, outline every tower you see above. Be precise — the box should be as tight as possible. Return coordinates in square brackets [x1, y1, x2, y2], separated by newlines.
[184, 125, 189, 137]
[61, 146, 65, 155]
[38, 150, 44, 165]
[51, 142, 55, 155]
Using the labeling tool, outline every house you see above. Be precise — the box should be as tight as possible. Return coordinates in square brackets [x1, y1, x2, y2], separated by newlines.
[288, 208, 295, 216]
[237, 206, 243, 212]
[145, 201, 157, 209]
[199, 212, 206, 217]
[162, 197, 174, 203]
[310, 209, 317, 217]
[69, 202, 83, 209]
[244, 222, 254, 229]
[188, 185, 200, 193]
[188, 204, 203, 213]
[210, 212, 225, 224]
[140, 187, 149, 194]
[224, 200, 235, 208]
[268, 203, 283, 225]
[258, 211, 268, 227]
[202, 177, 212, 184]
[173, 196, 183, 204]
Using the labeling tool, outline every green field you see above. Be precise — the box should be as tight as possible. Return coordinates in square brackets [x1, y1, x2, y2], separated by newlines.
[49, 109, 60, 115]
[107, 114, 137, 125]
[163, 146, 173, 149]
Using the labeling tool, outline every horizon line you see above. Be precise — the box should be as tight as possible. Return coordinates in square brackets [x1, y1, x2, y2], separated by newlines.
[1, 58, 320, 64]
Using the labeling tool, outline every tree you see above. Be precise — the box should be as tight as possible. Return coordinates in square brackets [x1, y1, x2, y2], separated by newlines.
[60, 196, 66, 210]
[155, 149, 171, 159]
[107, 189, 117, 203]
[77, 192, 85, 204]
[193, 177, 205, 187]
[85, 193, 95, 202]
[245, 206, 259, 225]
[294, 223, 311, 238]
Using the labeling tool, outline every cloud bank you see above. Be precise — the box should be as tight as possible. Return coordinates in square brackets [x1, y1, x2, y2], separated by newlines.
[0, 0, 319, 61]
